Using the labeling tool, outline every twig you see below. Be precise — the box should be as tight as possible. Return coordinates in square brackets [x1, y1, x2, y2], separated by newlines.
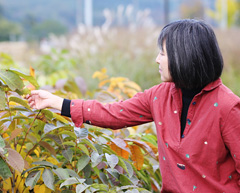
[19, 110, 41, 154]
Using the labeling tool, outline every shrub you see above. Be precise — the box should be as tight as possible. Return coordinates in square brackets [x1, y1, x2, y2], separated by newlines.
[0, 54, 161, 193]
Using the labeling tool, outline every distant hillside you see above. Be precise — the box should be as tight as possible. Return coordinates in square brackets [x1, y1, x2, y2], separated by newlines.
[0, 0, 217, 41]
[1, 0, 168, 30]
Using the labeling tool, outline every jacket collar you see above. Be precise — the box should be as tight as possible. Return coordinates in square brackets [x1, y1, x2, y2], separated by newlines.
[170, 78, 222, 94]
[201, 78, 222, 92]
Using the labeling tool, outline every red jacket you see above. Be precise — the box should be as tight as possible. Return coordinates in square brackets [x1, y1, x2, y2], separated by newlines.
[70, 78, 240, 192]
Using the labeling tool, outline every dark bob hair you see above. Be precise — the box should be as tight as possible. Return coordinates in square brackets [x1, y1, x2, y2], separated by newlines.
[158, 19, 223, 89]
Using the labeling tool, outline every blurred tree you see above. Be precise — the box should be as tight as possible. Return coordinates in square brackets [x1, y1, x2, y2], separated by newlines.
[0, 19, 22, 41]
[0, 2, 4, 18]
[207, 0, 240, 28]
[0, 3, 22, 41]
[22, 17, 67, 41]
[31, 20, 67, 39]
[180, 0, 204, 19]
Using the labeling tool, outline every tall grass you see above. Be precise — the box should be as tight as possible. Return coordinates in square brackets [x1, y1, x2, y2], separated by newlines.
[33, 26, 240, 96]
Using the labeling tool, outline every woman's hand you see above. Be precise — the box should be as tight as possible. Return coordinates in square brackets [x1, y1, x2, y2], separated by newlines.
[26, 90, 64, 111]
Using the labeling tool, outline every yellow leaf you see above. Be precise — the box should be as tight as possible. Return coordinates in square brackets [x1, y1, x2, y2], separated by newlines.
[30, 66, 35, 77]
[130, 144, 144, 170]
[2, 133, 9, 140]
[124, 81, 142, 92]
[145, 142, 158, 154]
[46, 157, 59, 166]
[110, 143, 129, 159]
[92, 68, 108, 80]
[16, 175, 27, 193]
[98, 79, 110, 88]
[101, 67, 107, 74]
[3, 178, 11, 191]
[34, 184, 52, 193]
[34, 149, 40, 157]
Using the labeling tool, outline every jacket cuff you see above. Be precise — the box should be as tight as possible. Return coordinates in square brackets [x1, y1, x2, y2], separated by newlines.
[61, 99, 71, 117]
[70, 99, 84, 127]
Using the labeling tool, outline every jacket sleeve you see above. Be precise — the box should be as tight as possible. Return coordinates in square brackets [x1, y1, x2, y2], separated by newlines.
[70, 89, 154, 129]
[221, 102, 240, 185]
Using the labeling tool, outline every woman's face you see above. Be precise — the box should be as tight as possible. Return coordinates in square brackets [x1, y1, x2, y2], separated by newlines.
[156, 42, 172, 82]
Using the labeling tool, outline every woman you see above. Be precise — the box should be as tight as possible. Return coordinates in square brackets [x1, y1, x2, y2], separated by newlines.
[27, 19, 240, 192]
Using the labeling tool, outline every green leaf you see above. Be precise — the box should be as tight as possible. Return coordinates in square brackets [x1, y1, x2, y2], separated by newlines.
[77, 154, 90, 172]
[78, 144, 89, 156]
[8, 68, 39, 88]
[106, 168, 120, 179]
[21, 166, 46, 176]
[137, 188, 152, 193]
[90, 183, 108, 191]
[9, 106, 30, 112]
[120, 185, 138, 190]
[94, 143, 103, 154]
[99, 172, 108, 184]
[74, 127, 88, 139]
[62, 148, 73, 162]
[0, 135, 5, 148]
[13, 115, 29, 120]
[64, 78, 82, 97]
[42, 168, 55, 191]
[9, 96, 31, 110]
[118, 158, 130, 177]
[44, 123, 58, 134]
[0, 53, 15, 66]
[41, 109, 53, 119]
[76, 184, 90, 193]
[53, 112, 69, 123]
[62, 141, 76, 146]
[124, 160, 133, 178]
[0, 157, 12, 180]
[60, 177, 85, 188]
[16, 87, 31, 95]
[25, 170, 41, 189]
[119, 174, 132, 186]
[105, 153, 119, 170]
[67, 169, 81, 178]
[0, 87, 5, 110]
[5, 148, 24, 173]
[99, 129, 113, 136]
[46, 134, 62, 145]
[92, 166, 100, 176]
[96, 136, 108, 144]
[0, 69, 24, 91]
[80, 138, 97, 152]
[32, 161, 57, 169]
[59, 130, 77, 139]
[141, 134, 157, 146]
[91, 151, 103, 167]
[53, 168, 69, 180]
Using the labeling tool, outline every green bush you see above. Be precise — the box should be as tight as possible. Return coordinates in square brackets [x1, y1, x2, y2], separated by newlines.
[0, 54, 161, 192]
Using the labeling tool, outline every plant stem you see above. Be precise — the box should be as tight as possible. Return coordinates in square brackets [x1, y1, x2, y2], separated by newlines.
[5, 91, 12, 121]
[19, 110, 41, 154]
[11, 170, 15, 193]
[24, 138, 43, 160]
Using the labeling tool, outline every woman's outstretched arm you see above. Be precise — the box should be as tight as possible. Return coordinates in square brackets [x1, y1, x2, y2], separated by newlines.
[26, 89, 154, 129]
